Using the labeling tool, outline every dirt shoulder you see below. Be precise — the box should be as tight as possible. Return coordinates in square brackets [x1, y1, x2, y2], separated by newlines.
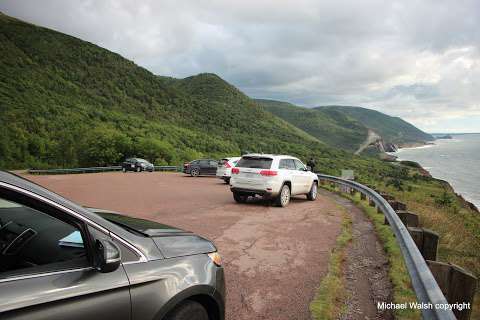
[319, 190, 394, 320]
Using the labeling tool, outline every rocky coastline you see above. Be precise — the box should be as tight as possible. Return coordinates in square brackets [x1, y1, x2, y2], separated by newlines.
[400, 160, 479, 213]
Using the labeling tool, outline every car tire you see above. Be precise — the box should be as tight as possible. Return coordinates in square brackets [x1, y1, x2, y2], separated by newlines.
[275, 184, 291, 207]
[224, 177, 230, 184]
[233, 192, 248, 203]
[190, 168, 199, 177]
[136, 167, 141, 172]
[307, 182, 318, 201]
[165, 300, 209, 320]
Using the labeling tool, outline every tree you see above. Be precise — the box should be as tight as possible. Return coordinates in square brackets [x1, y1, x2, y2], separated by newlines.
[79, 126, 131, 166]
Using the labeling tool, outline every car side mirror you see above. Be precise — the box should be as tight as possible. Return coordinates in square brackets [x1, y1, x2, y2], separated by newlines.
[306, 166, 312, 172]
[95, 239, 121, 273]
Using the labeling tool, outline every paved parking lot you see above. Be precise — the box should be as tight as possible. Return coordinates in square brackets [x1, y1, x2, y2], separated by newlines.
[28, 172, 344, 320]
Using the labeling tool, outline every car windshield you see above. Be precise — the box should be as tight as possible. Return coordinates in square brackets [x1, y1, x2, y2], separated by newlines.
[236, 157, 273, 169]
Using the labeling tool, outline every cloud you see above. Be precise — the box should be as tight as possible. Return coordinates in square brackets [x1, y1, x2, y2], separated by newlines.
[1, 0, 479, 132]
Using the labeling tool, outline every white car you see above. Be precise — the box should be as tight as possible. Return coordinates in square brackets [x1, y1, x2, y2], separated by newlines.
[216, 157, 241, 184]
[230, 154, 318, 207]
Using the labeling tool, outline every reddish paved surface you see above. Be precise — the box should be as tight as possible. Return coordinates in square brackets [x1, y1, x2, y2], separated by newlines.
[27, 172, 344, 320]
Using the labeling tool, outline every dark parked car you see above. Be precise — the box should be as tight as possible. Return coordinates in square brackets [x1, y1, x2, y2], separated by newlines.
[183, 159, 218, 177]
[0, 171, 225, 320]
[122, 158, 154, 172]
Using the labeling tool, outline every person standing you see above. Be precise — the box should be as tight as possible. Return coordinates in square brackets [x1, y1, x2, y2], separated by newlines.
[307, 157, 316, 172]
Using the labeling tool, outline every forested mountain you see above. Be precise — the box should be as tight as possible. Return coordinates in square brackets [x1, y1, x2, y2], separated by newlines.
[0, 12, 366, 177]
[257, 99, 434, 152]
[256, 99, 368, 152]
[316, 106, 434, 145]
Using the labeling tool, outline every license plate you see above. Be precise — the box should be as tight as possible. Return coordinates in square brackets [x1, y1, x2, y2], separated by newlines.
[131, 164, 134, 168]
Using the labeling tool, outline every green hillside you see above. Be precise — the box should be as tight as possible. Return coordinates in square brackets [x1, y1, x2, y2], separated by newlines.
[256, 99, 368, 152]
[0, 12, 358, 176]
[257, 99, 433, 152]
[317, 106, 434, 145]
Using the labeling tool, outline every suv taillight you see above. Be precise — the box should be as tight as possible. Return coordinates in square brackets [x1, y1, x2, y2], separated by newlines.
[260, 170, 277, 176]
[231, 168, 240, 174]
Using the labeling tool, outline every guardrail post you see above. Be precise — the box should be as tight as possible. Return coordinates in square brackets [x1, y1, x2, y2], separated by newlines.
[407, 227, 438, 261]
[350, 188, 356, 196]
[369, 198, 376, 207]
[389, 211, 420, 227]
[427, 261, 478, 320]
[360, 193, 366, 200]
[380, 193, 395, 201]
[388, 200, 407, 212]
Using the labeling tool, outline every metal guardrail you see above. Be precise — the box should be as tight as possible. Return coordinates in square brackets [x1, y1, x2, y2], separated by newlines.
[28, 166, 179, 175]
[317, 174, 456, 320]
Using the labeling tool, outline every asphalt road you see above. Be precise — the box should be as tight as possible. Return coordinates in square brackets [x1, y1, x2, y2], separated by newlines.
[28, 172, 345, 320]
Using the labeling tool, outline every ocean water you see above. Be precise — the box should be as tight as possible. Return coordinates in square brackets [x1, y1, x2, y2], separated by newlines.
[393, 134, 480, 209]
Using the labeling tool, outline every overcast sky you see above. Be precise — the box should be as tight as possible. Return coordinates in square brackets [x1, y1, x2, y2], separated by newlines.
[2, 0, 479, 133]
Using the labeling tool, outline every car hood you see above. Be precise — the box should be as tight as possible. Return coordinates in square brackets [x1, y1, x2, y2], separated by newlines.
[87, 208, 217, 258]
[87, 208, 189, 236]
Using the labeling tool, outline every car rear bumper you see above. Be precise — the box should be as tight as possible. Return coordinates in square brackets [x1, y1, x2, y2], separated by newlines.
[230, 187, 278, 198]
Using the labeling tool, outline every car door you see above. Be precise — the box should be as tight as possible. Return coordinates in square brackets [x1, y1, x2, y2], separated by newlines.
[294, 159, 311, 193]
[195, 160, 204, 175]
[279, 159, 302, 195]
[208, 160, 219, 175]
[0, 190, 131, 320]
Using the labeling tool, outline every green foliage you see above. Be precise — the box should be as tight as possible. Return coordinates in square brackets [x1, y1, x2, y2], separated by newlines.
[79, 126, 131, 166]
[257, 99, 368, 152]
[0, 12, 401, 182]
[257, 99, 434, 152]
[317, 106, 434, 145]
[400, 160, 422, 169]
[386, 178, 404, 191]
[434, 191, 454, 208]
[310, 208, 352, 319]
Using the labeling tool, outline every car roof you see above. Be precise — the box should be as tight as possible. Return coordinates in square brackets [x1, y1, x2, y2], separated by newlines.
[241, 154, 299, 160]
[221, 157, 241, 161]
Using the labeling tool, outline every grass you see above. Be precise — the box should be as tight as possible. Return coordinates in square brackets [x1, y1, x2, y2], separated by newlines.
[376, 176, 480, 319]
[310, 205, 352, 319]
[320, 184, 421, 319]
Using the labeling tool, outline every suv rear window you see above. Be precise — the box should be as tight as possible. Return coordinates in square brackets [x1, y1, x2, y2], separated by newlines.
[236, 157, 272, 169]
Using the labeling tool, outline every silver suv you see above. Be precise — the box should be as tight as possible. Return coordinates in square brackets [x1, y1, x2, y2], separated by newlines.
[230, 154, 318, 207]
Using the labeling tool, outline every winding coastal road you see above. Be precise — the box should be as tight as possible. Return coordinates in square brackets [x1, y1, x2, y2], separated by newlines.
[355, 129, 383, 154]
[27, 172, 391, 319]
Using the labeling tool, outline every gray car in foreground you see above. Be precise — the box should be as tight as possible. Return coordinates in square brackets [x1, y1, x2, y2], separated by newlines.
[0, 171, 225, 320]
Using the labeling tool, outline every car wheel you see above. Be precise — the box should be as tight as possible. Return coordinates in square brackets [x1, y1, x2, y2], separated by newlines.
[165, 300, 209, 320]
[224, 177, 230, 184]
[136, 167, 141, 172]
[307, 182, 318, 201]
[190, 168, 199, 177]
[233, 192, 248, 203]
[275, 184, 291, 207]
